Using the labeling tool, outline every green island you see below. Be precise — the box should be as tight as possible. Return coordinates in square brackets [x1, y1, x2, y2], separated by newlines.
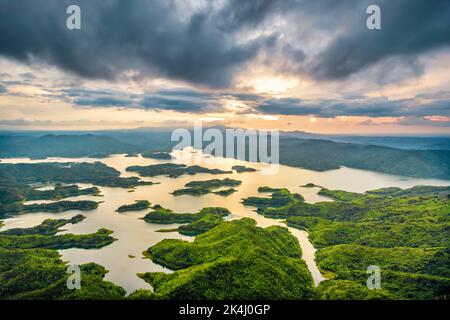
[212, 188, 237, 196]
[141, 151, 172, 160]
[126, 163, 232, 178]
[0, 200, 100, 218]
[0, 162, 154, 189]
[300, 183, 322, 188]
[1, 184, 100, 204]
[242, 185, 450, 299]
[232, 165, 257, 173]
[144, 206, 231, 236]
[0, 214, 116, 250]
[0, 214, 125, 299]
[172, 178, 241, 197]
[116, 200, 151, 213]
[242, 186, 304, 210]
[132, 218, 313, 299]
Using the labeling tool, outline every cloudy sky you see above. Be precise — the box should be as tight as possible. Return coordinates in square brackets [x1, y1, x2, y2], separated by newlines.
[0, 0, 449, 134]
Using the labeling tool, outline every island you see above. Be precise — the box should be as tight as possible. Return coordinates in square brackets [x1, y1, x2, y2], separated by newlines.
[232, 165, 257, 173]
[242, 187, 303, 211]
[0, 200, 100, 218]
[172, 178, 241, 197]
[126, 163, 232, 178]
[143, 206, 231, 236]
[141, 151, 172, 160]
[0, 214, 125, 299]
[300, 183, 322, 188]
[0, 162, 155, 188]
[116, 200, 151, 213]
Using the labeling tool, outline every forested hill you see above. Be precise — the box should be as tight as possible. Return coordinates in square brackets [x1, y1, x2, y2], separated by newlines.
[0, 132, 449, 180]
[279, 138, 450, 180]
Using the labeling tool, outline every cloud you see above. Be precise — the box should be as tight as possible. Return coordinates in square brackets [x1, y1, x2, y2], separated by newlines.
[140, 95, 218, 113]
[1, 0, 449, 106]
[255, 93, 450, 118]
[307, 0, 450, 80]
[61, 87, 224, 113]
[0, 119, 54, 126]
[73, 97, 131, 107]
[0, 0, 274, 88]
[20, 72, 36, 80]
[397, 116, 450, 127]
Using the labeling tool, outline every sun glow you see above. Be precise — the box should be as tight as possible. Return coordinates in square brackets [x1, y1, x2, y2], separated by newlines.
[247, 76, 299, 94]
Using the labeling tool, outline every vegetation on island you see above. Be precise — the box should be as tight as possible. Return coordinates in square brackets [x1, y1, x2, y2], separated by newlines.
[0, 214, 116, 250]
[116, 200, 151, 213]
[278, 137, 450, 179]
[172, 178, 241, 197]
[126, 163, 232, 178]
[232, 165, 257, 173]
[243, 185, 450, 299]
[0, 162, 154, 189]
[0, 213, 124, 299]
[0, 214, 86, 236]
[141, 151, 172, 160]
[242, 187, 303, 211]
[212, 188, 237, 196]
[300, 183, 322, 188]
[136, 218, 313, 299]
[144, 206, 231, 236]
[0, 184, 100, 205]
[0, 162, 156, 217]
[0, 200, 99, 218]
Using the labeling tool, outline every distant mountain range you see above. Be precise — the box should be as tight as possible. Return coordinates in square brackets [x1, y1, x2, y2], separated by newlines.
[0, 130, 449, 180]
[280, 131, 450, 150]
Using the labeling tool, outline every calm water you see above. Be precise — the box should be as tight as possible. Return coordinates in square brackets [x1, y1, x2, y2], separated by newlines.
[1, 151, 449, 294]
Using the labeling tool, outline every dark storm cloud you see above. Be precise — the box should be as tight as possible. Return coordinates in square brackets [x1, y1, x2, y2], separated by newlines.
[308, 0, 450, 80]
[140, 95, 218, 113]
[73, 97, 131, 107]
[217, 0, 286, 31]
[61, 87, 223, 113]
[1, 0, 449, 92]
[155, 89, 215, 99]
[140, 88, 223, 112]
[255, 94, 450, 118]
[0, 0, 272, 88]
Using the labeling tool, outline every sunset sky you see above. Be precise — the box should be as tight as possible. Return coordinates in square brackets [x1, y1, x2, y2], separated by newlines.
[0, 0, 449, 134]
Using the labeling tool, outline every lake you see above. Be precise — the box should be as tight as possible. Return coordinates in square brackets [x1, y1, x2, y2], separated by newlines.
[1, 150, 449, 294]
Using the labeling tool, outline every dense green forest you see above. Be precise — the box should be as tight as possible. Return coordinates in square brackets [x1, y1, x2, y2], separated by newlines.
[172, 178, 241, 196]
[144, 206, 231, 236]
[133, 218, 314, 299]
[141, 151, 172, 159]
[116, 200, 151, 213]
[0, 200, 99, 218]
[0, 162, 154, 188]
[231, 165, 257, 173]
[126, 163, 232, 178]
[0, 214, 125, 299]
[242, 185, 450, 299]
